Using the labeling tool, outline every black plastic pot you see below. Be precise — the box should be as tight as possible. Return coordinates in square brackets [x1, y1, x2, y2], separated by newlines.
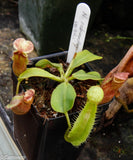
[12, 51, 93, 160]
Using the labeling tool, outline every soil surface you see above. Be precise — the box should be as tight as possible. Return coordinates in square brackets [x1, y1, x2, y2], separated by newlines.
[1, 1, 133, 160]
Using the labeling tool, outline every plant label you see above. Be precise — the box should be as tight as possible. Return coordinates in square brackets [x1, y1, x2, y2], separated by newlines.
[67, 3, 91, 63]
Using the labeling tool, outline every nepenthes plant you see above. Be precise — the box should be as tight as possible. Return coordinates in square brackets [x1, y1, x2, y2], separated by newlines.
[7, 38, 104, 146]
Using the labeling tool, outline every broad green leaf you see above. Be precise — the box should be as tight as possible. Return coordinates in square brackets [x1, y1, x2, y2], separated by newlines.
[18, 67, 62, 82]
[51, 82, 76, 113]
[65, 50, 102, 77]
[72, 50, 102, 68]
[35, 59, 64, 75]
[71, 70, 103, 81]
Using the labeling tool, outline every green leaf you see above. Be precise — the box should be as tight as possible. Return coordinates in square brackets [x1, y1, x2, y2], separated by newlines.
[51, 82, 76, 113]
[72, 50, 102, 68]
[71, 70, 103, 81]
[65, 50, 102, 77]
[35, 59, 64, 75]
[18, 67, 62, 82]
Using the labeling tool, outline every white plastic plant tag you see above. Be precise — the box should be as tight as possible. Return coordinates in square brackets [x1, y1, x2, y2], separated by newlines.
[67, 3, 91, 63]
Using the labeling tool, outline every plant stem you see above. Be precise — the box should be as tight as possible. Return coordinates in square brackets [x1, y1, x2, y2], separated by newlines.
[65, 60, 74, 78]
[64, 112, 71, 129]
[16, 81, 21, 95]
[67, 76, 74, 81]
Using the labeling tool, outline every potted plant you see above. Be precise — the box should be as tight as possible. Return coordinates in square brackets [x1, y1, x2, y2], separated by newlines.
[6, 38, 132, 160]
[6, 38, 105, 160]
